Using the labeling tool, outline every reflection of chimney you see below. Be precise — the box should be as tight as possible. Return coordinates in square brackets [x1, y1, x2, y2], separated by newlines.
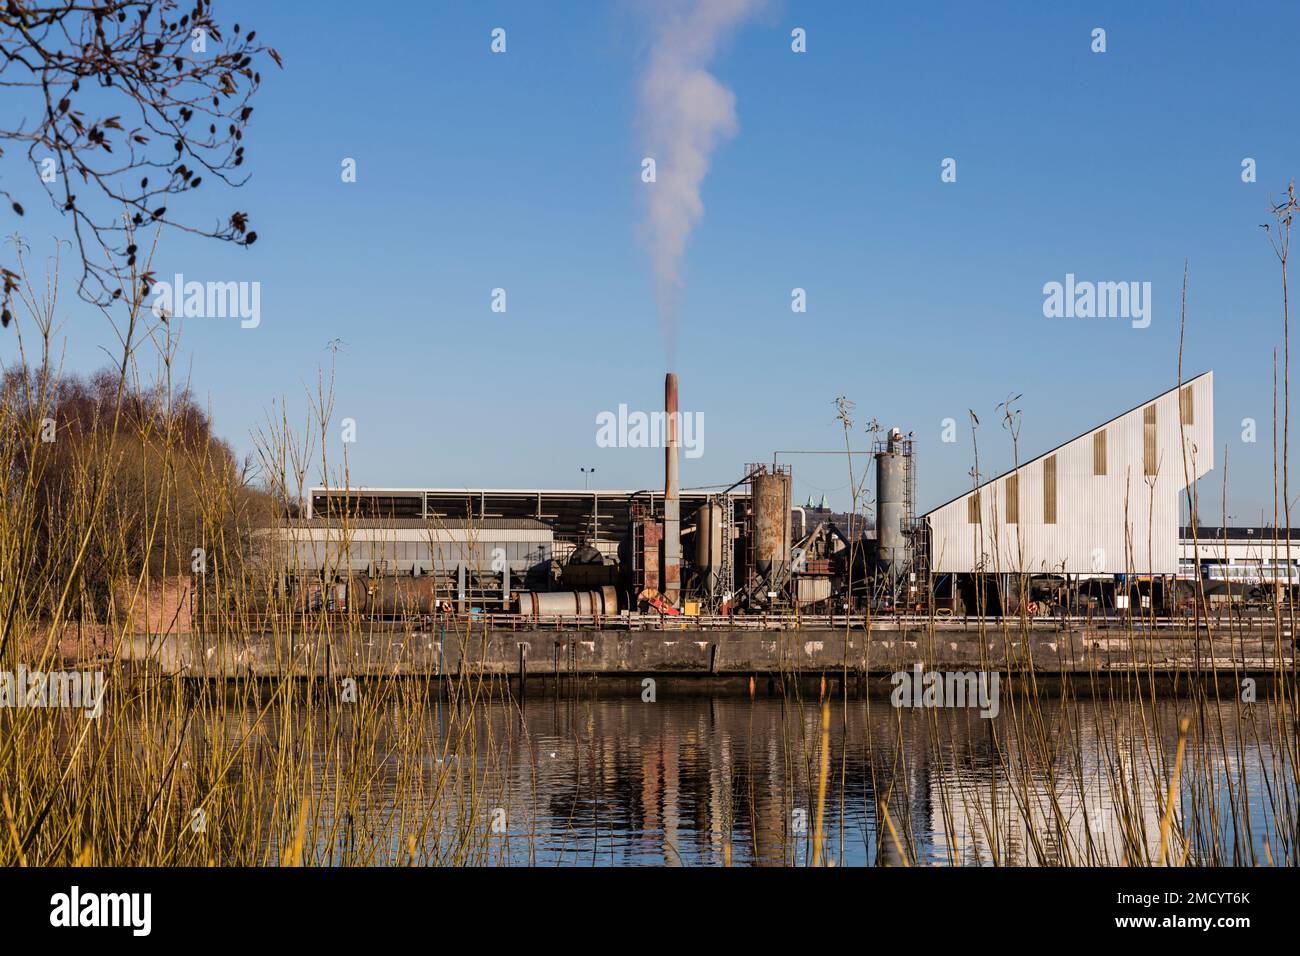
[663, 372, 681, 606]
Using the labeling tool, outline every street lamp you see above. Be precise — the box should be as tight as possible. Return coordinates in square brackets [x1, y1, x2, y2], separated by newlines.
[580, 467, 595, 490]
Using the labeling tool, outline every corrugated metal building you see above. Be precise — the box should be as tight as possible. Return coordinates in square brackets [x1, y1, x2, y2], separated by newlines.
[268, 518, 554, 577]
[925, 372, 1213, 576]
[304, 486, 730, 563]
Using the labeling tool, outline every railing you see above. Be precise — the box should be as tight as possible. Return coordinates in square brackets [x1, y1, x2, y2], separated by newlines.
[208, 608, 1296, 633]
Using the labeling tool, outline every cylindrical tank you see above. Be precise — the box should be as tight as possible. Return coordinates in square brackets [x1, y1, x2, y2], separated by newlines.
[752, 471, 792, 579]
[366, 576, 438, 617]
[694, 503, 725, 571]
[326, 573, 367, 613]
[515, 588, 617, 616]
[876, 428, 912, 577]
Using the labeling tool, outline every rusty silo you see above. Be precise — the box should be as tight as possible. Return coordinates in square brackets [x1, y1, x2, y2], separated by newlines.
[751, 465, 792, 583]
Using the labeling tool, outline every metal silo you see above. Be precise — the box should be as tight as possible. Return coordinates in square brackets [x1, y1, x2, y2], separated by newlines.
[694, 495, 735, 608]
[695, 503, 724, 575]
[875, 428, 914, 585]
[751, 467, 791, 582]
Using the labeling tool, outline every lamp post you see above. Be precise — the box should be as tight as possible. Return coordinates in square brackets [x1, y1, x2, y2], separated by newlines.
[580, 467, 595, 490]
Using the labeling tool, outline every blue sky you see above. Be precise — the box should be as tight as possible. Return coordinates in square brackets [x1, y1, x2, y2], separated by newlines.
[2, 0, 1298, 522]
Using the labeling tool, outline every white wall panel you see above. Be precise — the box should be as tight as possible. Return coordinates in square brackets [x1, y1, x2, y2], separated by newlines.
[926, 373, 1213, 575]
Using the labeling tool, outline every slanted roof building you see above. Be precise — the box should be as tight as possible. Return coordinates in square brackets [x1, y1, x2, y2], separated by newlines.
[924, 372, 1213, 576]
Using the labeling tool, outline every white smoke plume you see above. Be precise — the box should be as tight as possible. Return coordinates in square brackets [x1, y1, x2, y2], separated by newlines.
[639, 0, 763, 358]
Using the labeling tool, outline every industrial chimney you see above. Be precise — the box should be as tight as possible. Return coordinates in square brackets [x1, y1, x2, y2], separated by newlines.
[663, 372, 681, 606]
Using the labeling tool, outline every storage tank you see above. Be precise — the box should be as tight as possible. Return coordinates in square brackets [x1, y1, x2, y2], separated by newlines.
[694, 503, 725, 573]
[515, 588, 617, 616]
[365, 576, 438, 617]
[875, 428, 913, 579]
[752, 469, 792, 580]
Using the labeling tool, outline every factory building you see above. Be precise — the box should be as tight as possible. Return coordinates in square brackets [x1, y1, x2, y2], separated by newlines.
[1179, 525, 1300, 597]
[285, 375, 783, 617]
[305, 486, 721, 563]
[264, 517, 554, 615]
[924, 372, 1214, 613]
[258, 367, 1300, 620]
[277, 517, 553, 581]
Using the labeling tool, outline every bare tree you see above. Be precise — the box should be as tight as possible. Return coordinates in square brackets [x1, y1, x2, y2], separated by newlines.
[1, 0, 280, 324]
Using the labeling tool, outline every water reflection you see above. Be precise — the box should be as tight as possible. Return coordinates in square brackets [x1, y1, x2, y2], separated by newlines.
[282, 693, 1291, 867]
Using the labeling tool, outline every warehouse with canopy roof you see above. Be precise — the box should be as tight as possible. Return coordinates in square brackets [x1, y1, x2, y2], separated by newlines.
[923, 372, 1214, 614]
